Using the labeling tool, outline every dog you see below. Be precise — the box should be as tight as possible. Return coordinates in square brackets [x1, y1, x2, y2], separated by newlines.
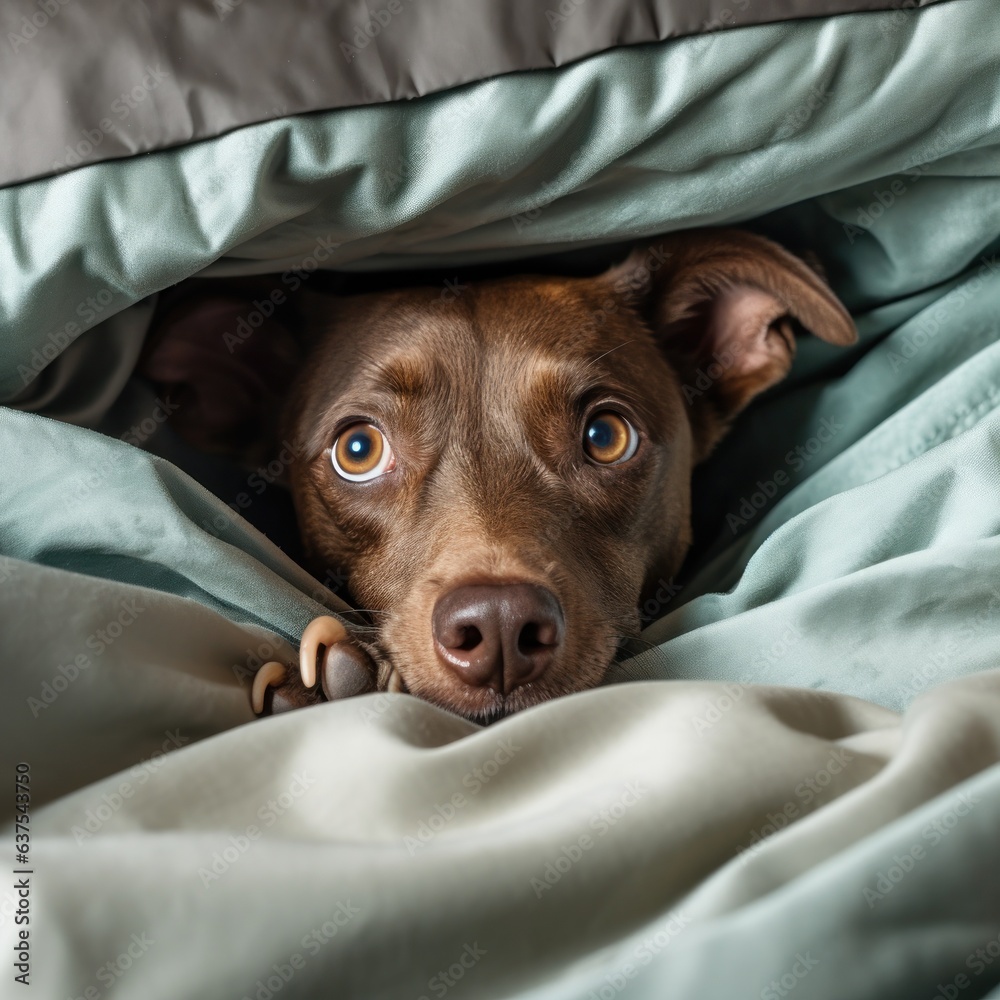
[142, 229, 855, 723]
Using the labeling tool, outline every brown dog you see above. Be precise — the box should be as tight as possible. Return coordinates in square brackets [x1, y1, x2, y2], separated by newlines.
[143, 229, 855, 722]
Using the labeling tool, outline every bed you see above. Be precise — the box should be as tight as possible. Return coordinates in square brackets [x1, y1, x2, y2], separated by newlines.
[3, 0, 1000, 996]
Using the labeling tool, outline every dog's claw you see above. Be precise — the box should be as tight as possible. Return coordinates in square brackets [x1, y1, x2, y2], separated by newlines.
[387, 669, 405, 694]
[252, 616, 380, 716]
[253, 661, 325, 716]
[252, 661, 288, 714]
[299, 615, 349, 689]
[321, 641, 377, 701]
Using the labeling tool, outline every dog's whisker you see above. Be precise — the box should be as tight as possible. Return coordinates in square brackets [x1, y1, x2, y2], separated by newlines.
[585, 339, 637, 369]
[611, 634, 661, 654]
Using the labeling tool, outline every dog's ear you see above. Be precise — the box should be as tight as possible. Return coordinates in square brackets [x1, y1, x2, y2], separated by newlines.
[139, 280, 302, 463]
[603, 229, 856, 457]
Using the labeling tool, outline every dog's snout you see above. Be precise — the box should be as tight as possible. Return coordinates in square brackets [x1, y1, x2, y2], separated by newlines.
[432, 584, 564, 694]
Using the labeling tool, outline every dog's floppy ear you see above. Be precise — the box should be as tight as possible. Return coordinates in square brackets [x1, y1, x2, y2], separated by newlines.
[139, 280, 302, 463]
[604, 229, 856, 457]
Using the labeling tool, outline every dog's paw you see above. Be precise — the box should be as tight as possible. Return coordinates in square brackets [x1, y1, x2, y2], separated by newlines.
[252, 660, 326, 715]
[251, 616, 378, 716]
[320, 640, 379, 700]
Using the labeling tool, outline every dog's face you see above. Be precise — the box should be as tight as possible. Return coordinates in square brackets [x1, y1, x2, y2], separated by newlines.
[285, 276, 695, 719]
[143, 230, 855, 721]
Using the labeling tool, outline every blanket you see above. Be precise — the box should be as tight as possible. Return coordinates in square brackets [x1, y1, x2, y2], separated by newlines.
[2, 1, 1000, 997]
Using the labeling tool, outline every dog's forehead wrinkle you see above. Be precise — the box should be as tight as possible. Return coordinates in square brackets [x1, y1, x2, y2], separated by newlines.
[522, 355, 635, 415]
[417, 443, 569, 543]
[364, 354, 438, 399]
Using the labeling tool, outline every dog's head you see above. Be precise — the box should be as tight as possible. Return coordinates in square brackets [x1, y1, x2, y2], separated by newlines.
[144, 230, 854, 721]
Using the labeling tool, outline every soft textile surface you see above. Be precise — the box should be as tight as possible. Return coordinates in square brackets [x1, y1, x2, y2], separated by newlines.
[7, 651, 1000, 1000]
[2, 0, 997, 402]
[3, 2, 1000, 998]
[0, 0, 946, 186]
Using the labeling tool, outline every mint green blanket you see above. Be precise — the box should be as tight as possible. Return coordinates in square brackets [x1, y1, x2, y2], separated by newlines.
[3, 2, 1000, 998]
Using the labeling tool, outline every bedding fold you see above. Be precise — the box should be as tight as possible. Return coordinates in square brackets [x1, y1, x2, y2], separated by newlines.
[2, 1, 1000, 997]
[3, 0, 998, 401]
[7, 664, 1000, 999]
[0, 0, 951, 188]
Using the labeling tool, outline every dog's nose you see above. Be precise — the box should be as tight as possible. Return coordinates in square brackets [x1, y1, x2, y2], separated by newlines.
[432, 584, 564, 693]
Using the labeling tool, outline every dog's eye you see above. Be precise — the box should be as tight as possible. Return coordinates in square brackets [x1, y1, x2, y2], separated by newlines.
[583, 411, 638, 465]
[331, 423, 395, 481]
